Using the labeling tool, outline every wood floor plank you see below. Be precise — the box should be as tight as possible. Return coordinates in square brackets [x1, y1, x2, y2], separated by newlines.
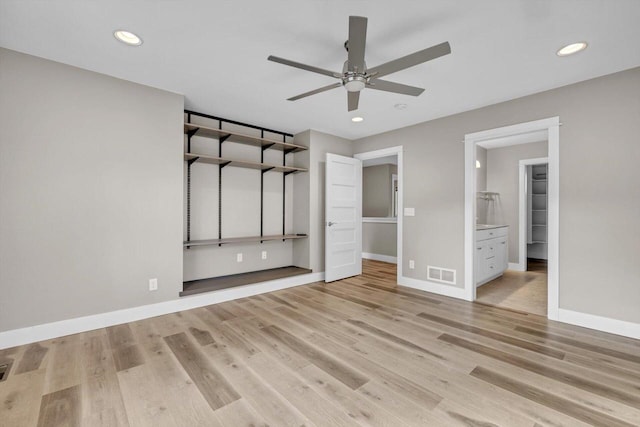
[188, 326, 215, 346]
[79, 334, 130, 426]
[299, 363, 414, 427]
[439, 333, 640, 409]
[471, 366, 637, 427]
[106, 324, 145, 372]
[14, 343, 48, 375]
[203, 341, 316, 427]
[0, 368, 46, 427]
[260, 324, 369, 390]
[116, 354, 222, 427]
[417, 311, 566, 359]
[248, 352, 360, 427]
[163, 332, 240, 411]
[309, 284, 382, 309]
[346, 318, 445, 360]
[36, 384, 82, 427]
[213, 399, 269, 427]
[515, 326, 640, 364]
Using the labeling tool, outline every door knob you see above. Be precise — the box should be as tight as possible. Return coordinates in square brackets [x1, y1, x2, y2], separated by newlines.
[327, 221, 336, 227]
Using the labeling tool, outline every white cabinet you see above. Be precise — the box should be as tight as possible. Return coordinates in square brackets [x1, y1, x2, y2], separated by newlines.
[475, 226, 508, 286]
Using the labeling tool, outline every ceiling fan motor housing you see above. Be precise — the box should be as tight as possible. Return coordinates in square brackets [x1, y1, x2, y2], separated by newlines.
[342, 60, 368, 92]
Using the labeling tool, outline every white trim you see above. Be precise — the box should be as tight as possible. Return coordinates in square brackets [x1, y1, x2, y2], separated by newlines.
[399, 276, 467, 299]
[362, 252, 397, 264]
[547, 124, 560, 320]
[362, 217, 397, 224]
[465, 117, 561, 315]
[558, 309, 640, 340]
[518, 157, 549, 272]
[508, 262, 526, 272]
[0, 272, 324, 350]
[354, 146, 403, 285]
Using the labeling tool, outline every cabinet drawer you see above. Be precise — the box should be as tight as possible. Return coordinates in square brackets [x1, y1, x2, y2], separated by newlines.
[477, 226, 507, 241]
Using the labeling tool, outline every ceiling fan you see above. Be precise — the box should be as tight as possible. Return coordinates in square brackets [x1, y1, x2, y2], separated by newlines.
[268, 16, 451, 111]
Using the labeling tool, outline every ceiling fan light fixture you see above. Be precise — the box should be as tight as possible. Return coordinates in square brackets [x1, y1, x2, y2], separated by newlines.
[343, 75, 367, 92]
[557, 42, 587, 57]
[351, 116, 364, 123]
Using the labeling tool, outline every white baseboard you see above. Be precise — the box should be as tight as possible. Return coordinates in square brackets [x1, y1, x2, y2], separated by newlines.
[0, 272, 324, 350]
[398, 275, 467, 300]
[558, 308, 640, 340]
[508, 262, 526, 272]
[362, 252, 397, 264]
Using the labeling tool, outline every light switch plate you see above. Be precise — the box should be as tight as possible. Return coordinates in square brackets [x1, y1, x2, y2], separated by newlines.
[409, 260, 415, 269]
[149, 278, 158, 291]
[261, 251, 267, 260]
[404, 207, 415, 216]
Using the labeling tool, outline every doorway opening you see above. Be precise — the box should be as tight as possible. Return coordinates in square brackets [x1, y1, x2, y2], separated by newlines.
[354, 146, 404, 284]
[464, 117, 560, 320]
[474, 147, 549, 315]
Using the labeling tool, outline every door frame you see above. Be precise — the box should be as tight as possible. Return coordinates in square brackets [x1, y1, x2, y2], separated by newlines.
[464, 117, 560, 320]
[354, 146, 403, 284]
[518, 157, 549, 272]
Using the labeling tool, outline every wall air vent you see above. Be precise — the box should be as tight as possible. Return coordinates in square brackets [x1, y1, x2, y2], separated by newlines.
[0, 362, 11, 382]
[427, 266, 456, 285]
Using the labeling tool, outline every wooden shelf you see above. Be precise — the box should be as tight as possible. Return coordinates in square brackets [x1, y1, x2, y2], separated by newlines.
[184, 234, 308, 247]
[181, 266, 312, 297]
[184, 123, 308, 153]
[184, 153, 307, 174]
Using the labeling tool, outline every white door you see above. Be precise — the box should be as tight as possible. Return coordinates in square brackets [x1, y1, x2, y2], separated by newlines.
[325, 153, 362, 282]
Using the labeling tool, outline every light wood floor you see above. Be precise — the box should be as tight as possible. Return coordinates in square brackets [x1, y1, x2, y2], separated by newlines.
[476, 259, 548, 316]
[2, 260, 640, 426]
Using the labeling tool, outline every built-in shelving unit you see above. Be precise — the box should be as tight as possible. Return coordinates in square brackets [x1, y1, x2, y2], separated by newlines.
[184, 234, 308, 248]
[527, 164, 548, 260]
[182, 110, 309, 295]
[184, 153, 307, 174]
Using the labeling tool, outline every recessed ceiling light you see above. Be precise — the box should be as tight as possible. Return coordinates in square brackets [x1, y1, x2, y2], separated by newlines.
[394, 103, 408, 110]
[114, 30, 143, 46]
[351, 117, 364, 123]
[556, 42, 587, 57]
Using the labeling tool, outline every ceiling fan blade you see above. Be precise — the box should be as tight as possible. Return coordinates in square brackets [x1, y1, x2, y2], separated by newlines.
[348, 16, 368, 72]
[367, 79, 425, 96]
[367, 42, 451, 79]
[348, 91, 360, 111]
[287, 82, 342, 101]
[268, 55, 342, 78]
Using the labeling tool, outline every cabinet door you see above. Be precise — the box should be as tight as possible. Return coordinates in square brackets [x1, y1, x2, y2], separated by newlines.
[496, 237, 508, 271]
[475, 242, 487, 283]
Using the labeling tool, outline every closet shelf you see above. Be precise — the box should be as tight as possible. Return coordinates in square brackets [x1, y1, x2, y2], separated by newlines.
[184, 153, 307, 174]
[184, 123, 308, 153]
[184, 234, 308, 247]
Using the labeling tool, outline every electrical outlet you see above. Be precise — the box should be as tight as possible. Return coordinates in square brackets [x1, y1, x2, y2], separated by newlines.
[409, 260, 415, 269]
[236, 253, 243, 263]
[149, 278, 158, 291]
[261, 251, 267, 260]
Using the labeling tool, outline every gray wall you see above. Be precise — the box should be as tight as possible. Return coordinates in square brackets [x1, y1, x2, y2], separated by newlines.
[363, 223, 397, 257]
[353, 66, 640, 324]
[0, 48, 184, 332]
[485, 141, 548, 263]
[476, 146, 488, 224]
[363, 164, 396, 217]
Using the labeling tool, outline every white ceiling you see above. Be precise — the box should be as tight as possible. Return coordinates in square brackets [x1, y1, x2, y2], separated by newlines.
[1, 1, 639, 140]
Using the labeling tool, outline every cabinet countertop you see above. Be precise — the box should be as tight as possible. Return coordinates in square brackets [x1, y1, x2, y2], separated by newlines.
[476, 224, 508, 231]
